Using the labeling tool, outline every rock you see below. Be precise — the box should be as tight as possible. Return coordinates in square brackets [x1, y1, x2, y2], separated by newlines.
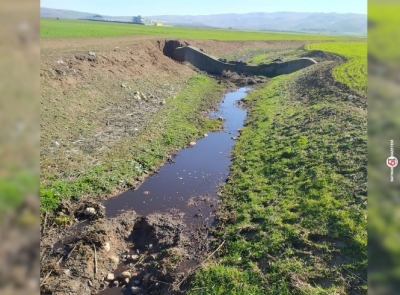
[112, 280, 119, 287]
[75, 55, 86, 61]
[204, 133, 208, 137]
[110, 256, 119, 263]
[143, 273, 152, 282]
[88, 51, 96, 56]
[231, 137, 238, 140]
[51, 141, 60, 147]
[84, 207, 96, 216]
[121, 84, 126, 88]
[104, 242, 111, 252]
[105, 273, 115, 281]
[119, 271, 132, 280]
[149, 254, 157, 261]
[189, 142, 196, 146]
[218, 117, 224, 121]
[131, 286, 141, 294]
[88, 56, 97, 62]
[347, 95, 354, 101]
[130, 254, 139, 261]
[56, 60, 64, 64]
[160, 100, 166, 105]
[133, 280, 140, 285]
[123, 278, 130, 284]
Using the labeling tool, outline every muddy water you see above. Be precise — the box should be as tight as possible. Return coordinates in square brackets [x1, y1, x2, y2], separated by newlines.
[104, 87, 249, 226]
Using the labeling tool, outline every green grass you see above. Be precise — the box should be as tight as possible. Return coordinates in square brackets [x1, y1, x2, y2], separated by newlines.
[246, 48, 305, 65]
[189, 72, 367, 294]
[40, 74, 223, 212]
[305, 42, 367, 93]
[41, 19, 350, 41]
[369, 2, 400, 65]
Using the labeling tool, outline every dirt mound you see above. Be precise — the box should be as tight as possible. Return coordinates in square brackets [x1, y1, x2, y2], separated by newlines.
[292, 61, 366, 109]
[218, 70, 268, 87]
[301, 50, 344, 63]
[41, 202, 212, 295]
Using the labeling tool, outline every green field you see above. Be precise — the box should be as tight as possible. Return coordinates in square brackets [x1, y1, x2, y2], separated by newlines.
[41, 19, 350, 41]
[305, 42, 367, 93]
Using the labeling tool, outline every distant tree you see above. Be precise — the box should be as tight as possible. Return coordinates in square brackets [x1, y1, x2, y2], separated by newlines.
[56, 17, 59, 20]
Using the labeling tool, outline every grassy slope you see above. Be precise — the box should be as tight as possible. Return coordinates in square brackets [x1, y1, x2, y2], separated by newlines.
[305, 42, 367, 93]
[189, 72, 367, 293]
[40, 74, 223, 212]
[41, 19, 349, 41]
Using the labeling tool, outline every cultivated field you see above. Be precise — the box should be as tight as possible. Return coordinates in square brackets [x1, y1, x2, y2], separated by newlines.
[41, 18, 350, 41]
[305, 42, 367, 93]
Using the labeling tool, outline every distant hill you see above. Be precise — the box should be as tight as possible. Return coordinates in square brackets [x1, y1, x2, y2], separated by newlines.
[40, 7, 95, 19]
[41, 8, 366, 36]
[147, 12, 367, 36]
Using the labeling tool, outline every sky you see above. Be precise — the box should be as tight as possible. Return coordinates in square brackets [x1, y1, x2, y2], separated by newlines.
[40, 0, 367, 16]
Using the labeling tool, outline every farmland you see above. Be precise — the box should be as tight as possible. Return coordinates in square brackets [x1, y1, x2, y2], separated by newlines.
[41, 18, 350, 41]
[305, 42, 367, 93]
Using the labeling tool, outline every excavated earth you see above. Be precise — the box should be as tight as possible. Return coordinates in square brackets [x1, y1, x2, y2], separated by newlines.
[40, 37, 358, 295]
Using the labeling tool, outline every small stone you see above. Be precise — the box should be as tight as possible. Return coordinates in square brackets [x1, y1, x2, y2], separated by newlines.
[131, 254, 139, 260]
[218, 117, 224, 121]
[88, 51, 96, 56]
[347, 95, 354, 101]
[122, 255, 127, 259]
[231, 137, 237, 140]
[56, 60, 64, 64]
[131, 286, 141, 294]
[133, 280, 140, 285]
[104, 242, 111, 252]
[121, 84, 126, 88]
[110, 256, 119, 263]
[123, 278, 130, 284]
[119, 271, 131, 280]
[160, 100, 166, 105]
[189, 142, 196, 146]
[51, 141, 60, 147]
[143, 273, 152, 282]
[84, 207, 96, 216]
[113, 280, 119, 287]
[204, 133, 208, 137]
[148, 244, 153, 249]
[106, 273, 115, 281]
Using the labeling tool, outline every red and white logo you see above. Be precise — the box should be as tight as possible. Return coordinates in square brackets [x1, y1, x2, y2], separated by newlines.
[387, 157, 398, 168]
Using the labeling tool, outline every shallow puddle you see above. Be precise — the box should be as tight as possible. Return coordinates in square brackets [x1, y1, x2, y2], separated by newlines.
[104, 87, 249, 226]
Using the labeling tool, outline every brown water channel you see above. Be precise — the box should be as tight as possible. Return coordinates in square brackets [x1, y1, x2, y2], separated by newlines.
[104, 87, 249, 226]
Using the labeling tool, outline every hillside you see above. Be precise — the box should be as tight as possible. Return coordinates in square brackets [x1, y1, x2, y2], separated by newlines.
[40, 8, 366, 36]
